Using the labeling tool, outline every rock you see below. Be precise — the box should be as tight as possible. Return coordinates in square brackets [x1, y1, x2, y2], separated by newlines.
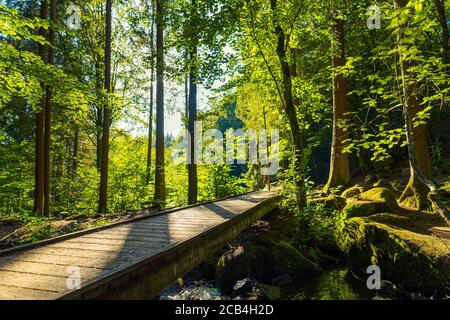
[341, 185, 366, 198]
[299, 245, 341, 266]
[373, 179, 396, 192]
[341, 200, 387, 219]
[341, 188, 399, 219]
[254, 283, 281, 300]
[308, 195, 347, 210]
[233, 278, 253, 295]
[358, 188, 398, 210]
[271, 274, 292, 286]
[336, 215, 450, 294]
[269, 241, 322, 277]
[216, 245, 273, 294]
[251, 230, 281, 247]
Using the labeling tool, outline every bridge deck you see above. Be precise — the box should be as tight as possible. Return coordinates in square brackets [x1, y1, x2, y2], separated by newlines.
[0, 190, 278, 299]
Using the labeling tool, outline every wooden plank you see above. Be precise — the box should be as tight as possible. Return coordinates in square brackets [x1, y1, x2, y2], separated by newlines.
[0, 260, 109, 279]
[0, 252, 135, 269]
[63, 236, 177, 248]
[48, 241, 171, 254]
[0, 270, 69, 292]
[0, 285, 55, 300]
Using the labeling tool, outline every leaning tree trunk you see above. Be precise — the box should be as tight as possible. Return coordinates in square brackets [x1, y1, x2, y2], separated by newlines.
[34, 0, 48, 216]
[153, 0, 166, 207]
[270, 0, 307, 210]
[324, 14, 350, 193]
[98, 0, 112, 214]
[395, 0, 450, 225]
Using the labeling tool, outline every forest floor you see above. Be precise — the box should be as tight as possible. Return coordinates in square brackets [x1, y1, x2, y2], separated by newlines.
[0, 206, 164, 249]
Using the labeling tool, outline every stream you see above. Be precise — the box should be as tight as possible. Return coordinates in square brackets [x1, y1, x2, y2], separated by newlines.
[159, 266, 373, 300]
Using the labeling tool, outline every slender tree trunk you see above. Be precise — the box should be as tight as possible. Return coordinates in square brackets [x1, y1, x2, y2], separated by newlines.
[185, 73, 189, 119]
[72, 126, 78, 175]
[395, 0, 450, 225]
[43, 0, 56, 216]
[187, 0, 198, 205]
[270, 0, 306, 209]
[153, 0, 166, 207]
[98, 0, 112, 213]
[34, 0, 48, 216]
[146, 0, 155, 186]
[433, 0, 450, 66]
[324, 14, 350, 193]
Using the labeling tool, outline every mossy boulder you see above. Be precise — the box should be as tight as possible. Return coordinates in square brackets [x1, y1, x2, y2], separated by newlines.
[254, 283, 281, 300]
[216, 245, 273, 294]
[308, 195, 346, 210]
[341, 188, 399, 219]
[373, 179, 397, 192]
[336, 214, 450, 294]
[359, 188, 398, 210]
[341, 185, 366, 198]
[269, 241, 322, 277]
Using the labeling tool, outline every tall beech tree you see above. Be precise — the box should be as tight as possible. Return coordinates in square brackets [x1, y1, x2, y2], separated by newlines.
[43, 0, 56, 216]
[98, 0, 112, 213]
[153, 0, 166, 207]
[146, 0, 155, 186]
[324, 13, 350, 193]
[34, 0, 48, 216]
[187, 0, 198, 205]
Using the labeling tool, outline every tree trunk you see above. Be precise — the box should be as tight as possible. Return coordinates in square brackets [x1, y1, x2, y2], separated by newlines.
[153, 0, 166, 207]
[395, 0, 450, 225]
[433, 0, 450, 66]
[98, 0, 112, 214]
[34, 0, 48, 216]
[187, 0, 198, 205]
[270, 0, 306, 210]
[324, 14, 350, 193]
[146, 0, 155, 186]
[43, 0, 56, 216]
[72, 126, 78, 175]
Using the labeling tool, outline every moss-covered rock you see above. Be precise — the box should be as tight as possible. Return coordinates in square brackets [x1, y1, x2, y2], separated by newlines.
[358, 188, 399, 210]
[341, 187, 400, 219]
[308, 195, 346, 210]
[254, 283, 281, 300]
[216, 245, 273, 294]
[373, 179, 396, 192]
[341, 185, 366, 198]
[336, 215, 450, 293]
[341, 200, 387, 219]
[269, 241, 322, 277]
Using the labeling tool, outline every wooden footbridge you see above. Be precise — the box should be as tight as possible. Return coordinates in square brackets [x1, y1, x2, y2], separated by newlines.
[0, 190, 279, 299]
